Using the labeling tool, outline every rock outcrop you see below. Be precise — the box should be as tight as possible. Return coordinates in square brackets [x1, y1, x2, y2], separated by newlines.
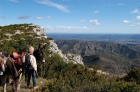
[49, 40, 84, 65]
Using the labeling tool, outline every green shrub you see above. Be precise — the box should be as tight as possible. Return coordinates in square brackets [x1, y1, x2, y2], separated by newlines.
[123, 69, 140, 84]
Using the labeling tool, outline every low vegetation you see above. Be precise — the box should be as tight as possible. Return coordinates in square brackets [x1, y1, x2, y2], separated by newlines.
[34, 54, 140, 92]
[1, 24, 140, 92]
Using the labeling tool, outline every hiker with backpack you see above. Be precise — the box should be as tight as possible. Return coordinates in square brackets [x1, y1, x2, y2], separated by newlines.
[0, 50, 9, 75]
[23, 46, 38, 89]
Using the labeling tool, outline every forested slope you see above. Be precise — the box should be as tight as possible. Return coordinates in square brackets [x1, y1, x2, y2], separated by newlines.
[55, 40, 140, 75]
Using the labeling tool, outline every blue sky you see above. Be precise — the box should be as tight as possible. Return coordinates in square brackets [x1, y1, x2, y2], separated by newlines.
[0, 0, 140, 34]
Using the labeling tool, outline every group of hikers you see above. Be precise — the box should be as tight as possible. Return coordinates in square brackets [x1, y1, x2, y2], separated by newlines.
[0, 46, 38, 90]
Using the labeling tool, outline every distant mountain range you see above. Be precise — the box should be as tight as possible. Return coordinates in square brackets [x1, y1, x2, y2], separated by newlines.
[47, 33, 140, 44]
[47, 33, 140, 75]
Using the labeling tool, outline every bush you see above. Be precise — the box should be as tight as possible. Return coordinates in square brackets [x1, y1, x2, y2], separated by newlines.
[123, 69, 140, 84]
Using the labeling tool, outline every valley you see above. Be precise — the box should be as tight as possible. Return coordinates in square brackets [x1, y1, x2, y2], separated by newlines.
[47, 33, 140, 75]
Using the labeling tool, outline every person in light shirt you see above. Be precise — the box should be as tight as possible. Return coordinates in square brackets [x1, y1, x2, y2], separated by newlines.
[25, 46, 38, 89]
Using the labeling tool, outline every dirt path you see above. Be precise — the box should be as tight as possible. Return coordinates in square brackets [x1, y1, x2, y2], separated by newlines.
[20, 77, 48, 92]
[0, 77, 48, 92]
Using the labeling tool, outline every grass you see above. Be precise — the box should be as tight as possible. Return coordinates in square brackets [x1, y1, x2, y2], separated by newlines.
[0, 76, 48, 92]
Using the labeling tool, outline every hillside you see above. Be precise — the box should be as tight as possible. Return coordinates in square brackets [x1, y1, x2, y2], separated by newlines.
[1, 24, 140, 92]
[0, 23, 87, 91]
[0, 24, 83, 64]
[55, 40, 140, 75]
[0, 23, 49, 53]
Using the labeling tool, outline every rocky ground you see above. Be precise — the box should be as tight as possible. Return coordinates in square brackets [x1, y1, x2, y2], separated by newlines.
[0, 76, 48, 92]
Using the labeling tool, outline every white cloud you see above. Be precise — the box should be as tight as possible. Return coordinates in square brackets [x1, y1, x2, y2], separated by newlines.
[89, 19, 101, 25]
[18, 15, 30, 19]
[80, 20, 86, 22]
[35, 16, 51, 20]
[44, 26, 94, 33]
[135, 23, 140, 26]
[35, 16, 44, 20]
[0, 16, 6, 19]
[123, 20, 130, 23]
[131, 9, 139, 13]
[130, 23, 140, 26]
[36, 0, 70, 13]
[47, 16, 51, 19]
[44, 26, 53, 30]
[136, 15, 140, 20]
[130, 25, 135, 26]
[116, 4, 125, 6]
[9, 0, 18, 2]
[94, 10, 99, 14]
[44, 26, 90, 31]
[55, 26, 89, 30]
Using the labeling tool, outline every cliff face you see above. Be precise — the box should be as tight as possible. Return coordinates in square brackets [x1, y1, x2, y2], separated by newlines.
[49, 40, 83, 65]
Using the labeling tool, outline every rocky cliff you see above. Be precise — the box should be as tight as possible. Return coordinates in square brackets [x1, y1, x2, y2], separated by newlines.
[49, 40, 83, 65]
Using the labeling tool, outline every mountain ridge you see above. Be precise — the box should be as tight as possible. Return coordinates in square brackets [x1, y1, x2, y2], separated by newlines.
[55, 40, 140, 75]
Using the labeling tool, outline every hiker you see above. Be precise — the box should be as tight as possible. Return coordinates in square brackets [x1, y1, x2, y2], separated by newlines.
[24, 46, 38, 89]
[0, 50, 9, 75]
[0, 51, 6, 75]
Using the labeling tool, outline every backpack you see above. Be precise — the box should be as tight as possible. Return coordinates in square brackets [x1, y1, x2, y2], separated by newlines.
[0, 50, 9, 57]
[25, 54, 31, 68]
